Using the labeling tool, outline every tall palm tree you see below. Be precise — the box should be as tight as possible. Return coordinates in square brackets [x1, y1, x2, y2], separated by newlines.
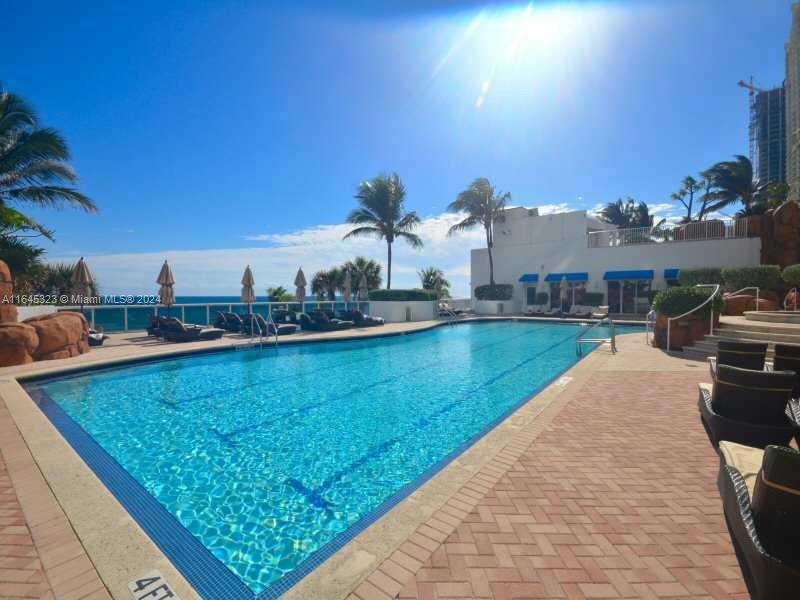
[418, 266, 451, 298]
[342, 256, 382, 290]
[0, 86, 96, 223]
[702, 155, 759, 215]
[311, 270, 332, 301]
[343, 173, 422, 289]
[447, 178, 509, 287]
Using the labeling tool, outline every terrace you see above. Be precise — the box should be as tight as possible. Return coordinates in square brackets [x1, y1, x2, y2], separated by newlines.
[587, 217, 752, 248]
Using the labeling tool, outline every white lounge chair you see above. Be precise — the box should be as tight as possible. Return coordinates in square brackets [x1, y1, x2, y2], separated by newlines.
[592, 305, 609, 319]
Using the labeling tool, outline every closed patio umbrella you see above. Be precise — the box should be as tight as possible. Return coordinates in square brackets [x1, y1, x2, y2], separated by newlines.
[358, 273, 369, 302]
[559, 276, 568, 312]
[71, 257, 95, 315]
[157, 260, 176, 314]
[342, 270, 352, 306]
[294, 267, 307, 303]
[241, 265, 256, 311]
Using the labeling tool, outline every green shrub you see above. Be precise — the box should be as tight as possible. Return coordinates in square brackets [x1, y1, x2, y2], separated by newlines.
[721, 265, 781, 292]
[652, 286, 724, 317]
[368, 288, 437, 301]
[783, 264, 800, 286]
[474, 284, 513, 301]
[583, 292, 604, 306]
[535, 292, 549, 305]
[678, 268, 721, 287]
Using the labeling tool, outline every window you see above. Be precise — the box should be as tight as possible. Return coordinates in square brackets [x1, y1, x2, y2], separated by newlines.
[526, 286, 537, 305]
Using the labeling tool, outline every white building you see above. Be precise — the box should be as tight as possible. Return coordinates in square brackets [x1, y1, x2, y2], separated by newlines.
[470, 207, 761, 315]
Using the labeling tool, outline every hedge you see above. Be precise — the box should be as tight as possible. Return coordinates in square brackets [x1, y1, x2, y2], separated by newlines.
[369, 288, 437, 301]
[721, 265, 781, 292]
[535, 292, 549, 305]
[474, 284, 513, 301]
[652, 286, 724, 317]
[583, 292, 604, 306]
[783, 264, 800, 286]
[678, 268, 721, 287]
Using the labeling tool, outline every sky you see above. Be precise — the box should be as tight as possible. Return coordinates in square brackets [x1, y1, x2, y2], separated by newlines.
[2, 0, 795, 296]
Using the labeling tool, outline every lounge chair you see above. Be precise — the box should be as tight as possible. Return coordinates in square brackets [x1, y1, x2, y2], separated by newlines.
[241, 313, 298, 336]
[718, 442, 800, 599]
[339, 309, 384, 327]
[88, 329, 108, 347]
[717, 340, 768, 371]
[270, 309, 298, 324]
[214, 312, 244, 333]
[524, 304, 547, 316]
[591, 305, 609, 319]
[698, 364, 798, 449]
[774, 343, 800, 397]
[146, 315, 169, 336]
[298, 312, 354, 331]
[161, 317, 224, 343]
[567, 304, 593, 318]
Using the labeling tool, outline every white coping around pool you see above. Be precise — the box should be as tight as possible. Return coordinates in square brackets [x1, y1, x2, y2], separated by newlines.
[0, 317, 634, 599]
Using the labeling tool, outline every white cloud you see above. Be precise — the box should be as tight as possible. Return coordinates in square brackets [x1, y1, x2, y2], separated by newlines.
[537, 203, 571, 215]
[49, 212, 486, 298]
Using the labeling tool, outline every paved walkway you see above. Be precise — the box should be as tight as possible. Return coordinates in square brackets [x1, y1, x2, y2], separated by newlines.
[348, 341, 748, 600]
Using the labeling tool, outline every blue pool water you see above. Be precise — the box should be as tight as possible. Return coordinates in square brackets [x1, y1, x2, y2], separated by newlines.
[28, 321, 625, 598]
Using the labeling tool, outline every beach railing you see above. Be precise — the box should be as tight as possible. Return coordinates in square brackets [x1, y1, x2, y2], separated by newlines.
[56, 300, 370, 332]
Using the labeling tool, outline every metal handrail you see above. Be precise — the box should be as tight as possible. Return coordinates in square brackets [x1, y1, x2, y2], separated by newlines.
[728, 286, 760, 312]
[587, 217, 749, 248]
[439, 301, 458, 325]
[666, 284, 721, 351]
[785, 287, 799, 312]
[576, 315, 616, 356]
[645, 309, 656, 344]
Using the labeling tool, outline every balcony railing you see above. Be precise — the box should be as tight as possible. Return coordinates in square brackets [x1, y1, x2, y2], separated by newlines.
[587, 218, 751, 248]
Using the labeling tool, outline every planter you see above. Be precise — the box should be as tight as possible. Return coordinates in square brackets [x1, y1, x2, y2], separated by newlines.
[368, 300, 436, 323]
[653, 313, 712, 351]
[723, 294, 778, 316]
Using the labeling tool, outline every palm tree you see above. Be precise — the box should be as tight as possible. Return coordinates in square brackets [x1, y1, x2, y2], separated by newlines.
[311, 270, 332, 301]
[671, 176, 702, 222]
[266, 286, 292, 302]
[0, 85, 96, 223]
[343, 173, 422, 289]
[418, 266, 451, 298]
[447, 178, 509, 287]
[598, 198, 660, 228]
[342, 256, 382, 290]
[702, 155, 760, 215]
[30, 262, 99, 297]
[0, 235, 44, 294]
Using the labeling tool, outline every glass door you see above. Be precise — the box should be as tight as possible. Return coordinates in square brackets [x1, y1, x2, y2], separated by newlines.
[607, 281, 621, 313]
[622, 281, 636, 313]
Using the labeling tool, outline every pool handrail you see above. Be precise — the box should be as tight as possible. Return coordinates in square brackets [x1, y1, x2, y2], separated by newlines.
[665, 284, 721, 352]
[576, 315, 616, 356]
[729, 286, 760, 311]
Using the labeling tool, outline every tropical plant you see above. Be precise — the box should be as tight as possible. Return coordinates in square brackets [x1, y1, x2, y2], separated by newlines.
[652, 286, 723, 318]
[671, 176, 704, 222]
[342, 256, 382, 290]
[782, 264, 800, 287]
[702, 155, 760, 215]
[598, 198, 661, 228]
[447, 178, 509, 286]
[418, 266, 451, 298]
[343, 173, 422, 289]
[678, 267, 722, 287]
[310, 270, 336, 301]
[266, 286, 293, 302]
[0, 85, 96, 224]
[721, 266, 781, 293]
[474, 284, 513, 301]
[0, 235, 45, 294]
[31, 262, 98, 297]
[369, 288, 436, 301]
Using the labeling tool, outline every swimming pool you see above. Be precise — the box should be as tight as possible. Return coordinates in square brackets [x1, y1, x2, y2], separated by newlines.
[26, 320, 625, 599]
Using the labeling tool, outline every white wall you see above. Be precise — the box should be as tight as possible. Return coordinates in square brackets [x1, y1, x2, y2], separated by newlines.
[471, 209, 762, 309]
[368, 301, 437, 322]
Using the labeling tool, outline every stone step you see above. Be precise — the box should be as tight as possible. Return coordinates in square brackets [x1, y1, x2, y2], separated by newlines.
[718, 321, 800, 336]
[744, 311, 800, 324]
[708, 329, 800, 344]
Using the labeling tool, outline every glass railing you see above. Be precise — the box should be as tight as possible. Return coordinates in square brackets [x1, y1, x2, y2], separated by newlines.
[57, 301, 370, 332]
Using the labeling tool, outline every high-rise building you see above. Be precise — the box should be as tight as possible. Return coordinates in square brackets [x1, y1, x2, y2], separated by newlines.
[785, 3, 800, 199]
[750, 86, 786, 185]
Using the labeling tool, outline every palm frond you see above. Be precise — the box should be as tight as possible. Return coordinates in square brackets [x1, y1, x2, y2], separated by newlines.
[396, 230, 423, 249]
[342, 225, 384, 241]
[6, 185, 96, 212]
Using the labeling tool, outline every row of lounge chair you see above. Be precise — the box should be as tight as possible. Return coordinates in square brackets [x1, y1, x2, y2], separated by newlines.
[525, 304, 609, 319]
[698, 340, 800, 599]
[146, 309, 385, 344]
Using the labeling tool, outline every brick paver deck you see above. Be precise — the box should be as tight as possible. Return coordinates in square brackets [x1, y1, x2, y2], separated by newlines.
[352, 370, 748, 600]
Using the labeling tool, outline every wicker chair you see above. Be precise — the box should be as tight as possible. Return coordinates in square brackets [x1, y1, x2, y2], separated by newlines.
[716, 340, 768, 371]
[718, 442, 800, 599]
[698, 364, 797, 449]
[774, 343, 800, 397]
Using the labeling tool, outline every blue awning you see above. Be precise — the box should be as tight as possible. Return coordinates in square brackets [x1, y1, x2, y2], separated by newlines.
[518, 273, 539, 283]
[603, 270, 654, 281]
[544, 272, 589, 282]
[664, 268, 680, 280]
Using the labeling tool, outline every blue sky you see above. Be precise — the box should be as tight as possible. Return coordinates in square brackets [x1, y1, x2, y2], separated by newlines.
[2, 0, 795, 295]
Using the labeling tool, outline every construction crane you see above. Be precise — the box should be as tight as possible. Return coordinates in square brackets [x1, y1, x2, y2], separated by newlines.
[738, 77, 765, 174]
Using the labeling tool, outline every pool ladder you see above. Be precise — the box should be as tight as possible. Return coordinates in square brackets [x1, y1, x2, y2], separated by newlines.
[235, 313, 279, 351]
[439, 303, 458, 325]
[576, 316, 617, 356]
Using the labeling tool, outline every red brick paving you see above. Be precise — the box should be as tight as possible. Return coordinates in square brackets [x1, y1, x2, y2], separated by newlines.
[0, 450, 53, 600]
[351, 372, 748, 600]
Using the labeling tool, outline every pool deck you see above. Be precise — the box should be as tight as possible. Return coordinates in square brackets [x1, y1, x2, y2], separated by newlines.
[0, 319, 747, 599]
